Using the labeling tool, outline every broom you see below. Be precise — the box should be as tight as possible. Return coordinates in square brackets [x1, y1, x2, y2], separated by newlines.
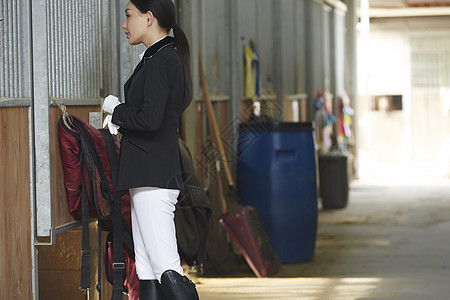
[199, 47, 280, 277]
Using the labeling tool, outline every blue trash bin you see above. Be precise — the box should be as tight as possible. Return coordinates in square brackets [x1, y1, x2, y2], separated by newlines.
[237, 121, 318, 263]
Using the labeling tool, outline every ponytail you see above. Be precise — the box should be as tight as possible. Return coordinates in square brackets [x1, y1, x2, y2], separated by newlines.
[172, 25, 193, 112]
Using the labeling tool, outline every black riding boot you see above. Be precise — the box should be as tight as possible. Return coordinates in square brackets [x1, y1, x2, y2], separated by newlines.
[139, 279, 164, 300]
[160, 270, 199, 300]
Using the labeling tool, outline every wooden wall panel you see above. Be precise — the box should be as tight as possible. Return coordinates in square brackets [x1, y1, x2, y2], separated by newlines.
[0, 107, 32, 299]
[50, 105, 100, 228]
[38, 224, 125, 300]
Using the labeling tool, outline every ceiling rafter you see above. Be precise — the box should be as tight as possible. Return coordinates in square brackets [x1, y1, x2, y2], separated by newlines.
[369, 0, 450, 8]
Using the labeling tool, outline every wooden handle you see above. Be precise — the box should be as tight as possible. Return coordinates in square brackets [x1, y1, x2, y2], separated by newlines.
[195, 101, 204, 186]
[216, 161, 228, 214]
[198, 48, 234, 189]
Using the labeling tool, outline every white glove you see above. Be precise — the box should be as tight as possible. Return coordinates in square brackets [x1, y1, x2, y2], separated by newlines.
[102, 95, 121, 115]
[102, 114, 120, 135]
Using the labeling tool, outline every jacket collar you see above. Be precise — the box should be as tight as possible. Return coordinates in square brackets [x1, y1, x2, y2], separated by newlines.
[124, 36, 176, 97]
[142, 36, 175, 60]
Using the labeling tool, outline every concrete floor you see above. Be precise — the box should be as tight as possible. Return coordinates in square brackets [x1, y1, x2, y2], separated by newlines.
[194, 178, 450, 299]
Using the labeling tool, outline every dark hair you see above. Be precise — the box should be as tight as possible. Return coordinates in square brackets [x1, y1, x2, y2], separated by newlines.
[131, 0, 192, 111]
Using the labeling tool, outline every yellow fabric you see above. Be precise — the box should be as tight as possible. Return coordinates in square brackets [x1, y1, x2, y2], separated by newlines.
[244, 46, 255, 99]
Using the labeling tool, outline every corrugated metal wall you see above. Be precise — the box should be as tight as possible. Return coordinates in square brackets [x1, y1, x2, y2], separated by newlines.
[236, 0, 307, 100]
[47, 0, 102, 100]
[118, 0, 146, 102]
[179, 0, 347, 151]
[0, 0, 31, 99]
[182, 0, 309, 104]
[201, 0, 231, 95]
[0, 0, 349, 130]
[332, 7, 346, 98]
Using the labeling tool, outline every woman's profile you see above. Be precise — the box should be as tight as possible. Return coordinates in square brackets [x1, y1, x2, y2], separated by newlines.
[102, 0, 198, 299]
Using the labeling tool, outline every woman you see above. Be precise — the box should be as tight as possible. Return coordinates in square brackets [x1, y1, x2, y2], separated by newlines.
[102, 1, 199, 299]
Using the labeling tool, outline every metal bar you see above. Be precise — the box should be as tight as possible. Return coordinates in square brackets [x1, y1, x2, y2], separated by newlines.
[0, 4, 3, 96]
[20, 0, 32, 99]
[109, 0, 121, 97]
[13, 0, 20, 97]
[368, 7, 450, 18]
[272, 0, 283, 119]
[305, 0, 324, 120]
[7, 0, 12, 96]
[62, 0, 68, 97]
[0, 99, 32, 106]
[329, 5, 337, 102]
[33, 221, 84, 246]
[97, 0, 104, 96]
[176, 0, 200, 154]
[193, 94, 231, 102]
[322, 3, 332, 93]
[30, 0, 49, 299]
[345, 0, 357, 111]
[31, 0, 52, 238]
[228, 0, 241, 172]
[49, 98, 102, 106]
[118, 0, 130, 102]
[285, 93, 308, 100]
[48, 0, 54, 98]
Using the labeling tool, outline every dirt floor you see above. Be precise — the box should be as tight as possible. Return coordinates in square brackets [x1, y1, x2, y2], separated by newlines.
[194, 179, 450, 299]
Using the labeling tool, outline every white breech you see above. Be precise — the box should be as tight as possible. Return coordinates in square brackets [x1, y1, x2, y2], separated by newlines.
[129, 186, 184, 281]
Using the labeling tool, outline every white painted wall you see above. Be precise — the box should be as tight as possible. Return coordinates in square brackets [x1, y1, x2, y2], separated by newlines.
[356, 19, 450, 181]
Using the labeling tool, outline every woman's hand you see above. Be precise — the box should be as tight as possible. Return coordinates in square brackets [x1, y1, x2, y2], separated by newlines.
[103, 114, 120, 135]
[102, 95, 121, 115]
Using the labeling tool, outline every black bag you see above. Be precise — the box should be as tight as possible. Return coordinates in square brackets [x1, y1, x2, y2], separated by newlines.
[175, 139, 212, 266]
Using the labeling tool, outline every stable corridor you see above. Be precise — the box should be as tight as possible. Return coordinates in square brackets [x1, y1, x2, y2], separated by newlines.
[195, 178, 450, 299]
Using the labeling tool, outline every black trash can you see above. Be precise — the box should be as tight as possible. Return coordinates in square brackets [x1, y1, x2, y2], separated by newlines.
[319, 151, 349, 209]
